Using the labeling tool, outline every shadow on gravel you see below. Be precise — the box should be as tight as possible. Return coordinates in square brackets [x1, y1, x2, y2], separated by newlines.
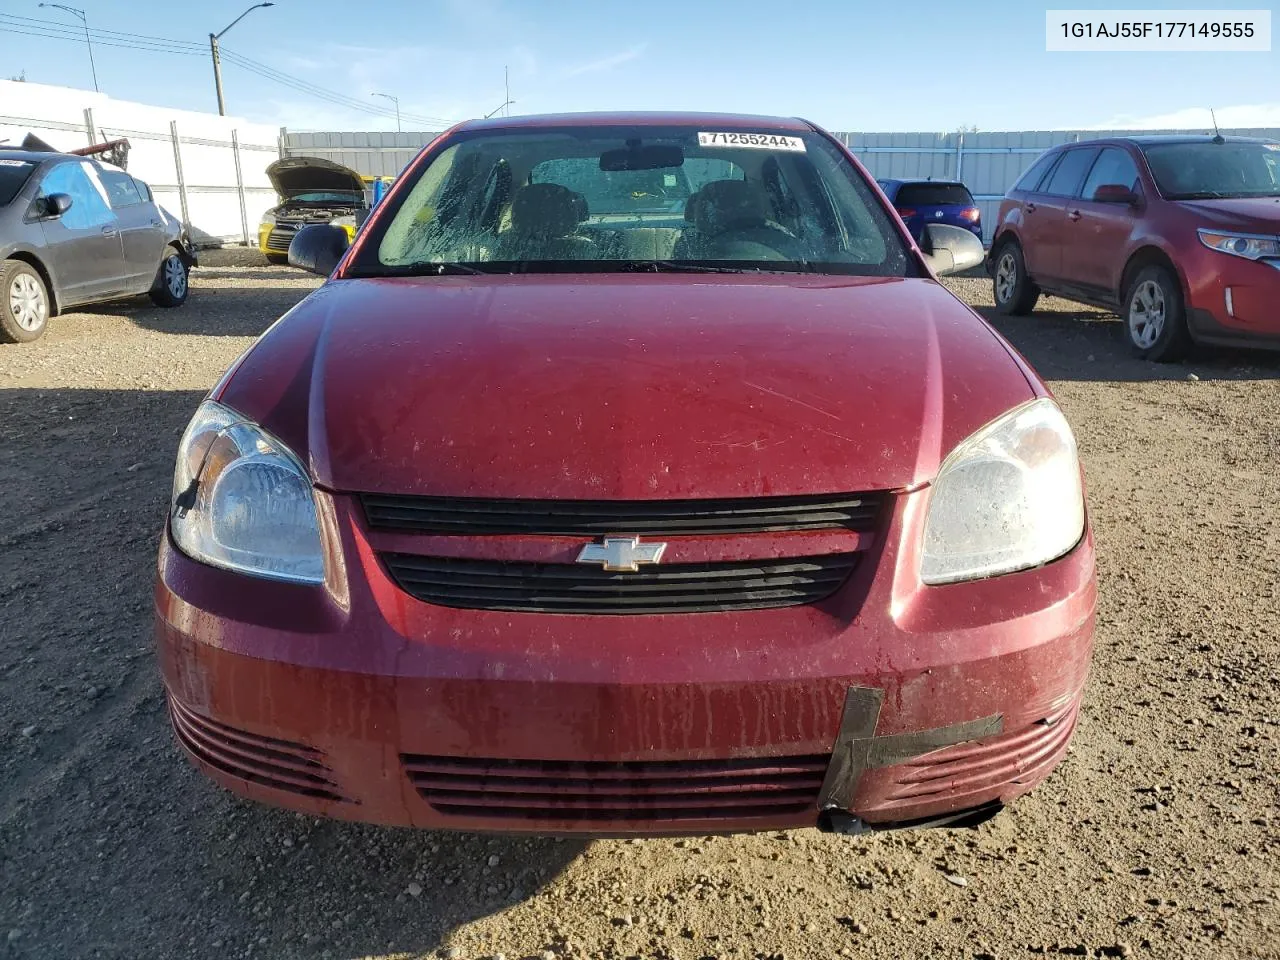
[0, 386, 590, 960]
[195, 268, 301, 281]
[76, 286, 316, 338]
[976, 304, 1280, 383]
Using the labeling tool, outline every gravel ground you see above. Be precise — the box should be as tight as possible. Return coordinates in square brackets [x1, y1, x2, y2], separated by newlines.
[1, 250, 1277, 960]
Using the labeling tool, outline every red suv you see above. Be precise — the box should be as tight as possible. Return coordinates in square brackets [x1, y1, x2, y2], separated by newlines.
[988, 135, 1280, 361]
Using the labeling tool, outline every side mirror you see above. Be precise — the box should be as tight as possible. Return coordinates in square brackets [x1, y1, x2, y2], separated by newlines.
[921, 223, 985, 277]
[42, 193, 73, 218]
[1092, 184, 1139, 205]
[288, 223, 350, 276]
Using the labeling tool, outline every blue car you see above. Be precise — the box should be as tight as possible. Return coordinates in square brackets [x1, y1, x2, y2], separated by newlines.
[877, 178, 982, 246]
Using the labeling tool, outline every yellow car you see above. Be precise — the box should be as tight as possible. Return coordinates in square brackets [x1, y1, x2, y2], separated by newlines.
[259, 157, 367, 264]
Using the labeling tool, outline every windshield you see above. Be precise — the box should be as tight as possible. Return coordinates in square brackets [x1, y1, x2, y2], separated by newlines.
[286, 191, 361, 204]
[1142, 141, 1280, 200]
[356, 125, 910, 277]
[0, 159, 36, 206]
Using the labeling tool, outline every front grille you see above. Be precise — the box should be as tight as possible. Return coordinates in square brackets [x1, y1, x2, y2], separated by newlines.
[382, 552, 858, 614]
[361, 491, 884, 536]
[265, 227, 295, 253]
[168, 696, 350, 803]
[885, 701, 1079, 804]
[402, 753, 829, 823]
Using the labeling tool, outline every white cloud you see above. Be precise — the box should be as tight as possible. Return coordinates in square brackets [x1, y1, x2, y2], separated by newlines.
[1091, 103, 1280, 130]
[564, 44, 646, 78]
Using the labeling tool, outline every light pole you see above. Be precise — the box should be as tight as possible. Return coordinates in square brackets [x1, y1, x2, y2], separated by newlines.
[372, 93, 401, 132]
[484, 100, 515, 119]
[38, 3, 97, 92]
[209, 3, 275, 116]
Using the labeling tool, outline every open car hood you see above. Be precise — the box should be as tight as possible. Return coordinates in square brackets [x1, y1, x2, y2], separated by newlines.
[266, 156, 365, 200]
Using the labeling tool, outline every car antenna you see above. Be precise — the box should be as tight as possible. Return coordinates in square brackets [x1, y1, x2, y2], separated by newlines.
[1210, 108, 1225, 144]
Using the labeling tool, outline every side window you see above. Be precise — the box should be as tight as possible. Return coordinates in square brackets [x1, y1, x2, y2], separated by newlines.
[1081, 148, 1141, 201]
[132, 178, 153, 202]
[1014, 152, 1059, 193]
[1042, 148, 1099, 198]
[100, 169, 143, 208]
[38, 161, 114, 229]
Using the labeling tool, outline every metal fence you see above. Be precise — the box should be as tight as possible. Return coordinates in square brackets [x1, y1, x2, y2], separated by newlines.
[283, 125, 1280, 243]
[1, 80, 280, 246]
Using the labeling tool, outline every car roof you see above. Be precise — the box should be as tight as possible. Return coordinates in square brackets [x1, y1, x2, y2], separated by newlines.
[454, 111, 814, 133]
[1050, 134, 1278, 149]
[886, 178, 967, 185]
[0, 149, 62, 163]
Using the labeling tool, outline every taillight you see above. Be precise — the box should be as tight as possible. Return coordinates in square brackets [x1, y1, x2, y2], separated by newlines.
[895, 207, 917, 219]
[959, 207, 981, 223]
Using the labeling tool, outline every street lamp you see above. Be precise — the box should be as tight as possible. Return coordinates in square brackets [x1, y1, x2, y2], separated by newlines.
[484, 100, 515, 119]
[372, 93, 401, 132]
[38, 3, 97, 92]
[209, 3, 275, 116]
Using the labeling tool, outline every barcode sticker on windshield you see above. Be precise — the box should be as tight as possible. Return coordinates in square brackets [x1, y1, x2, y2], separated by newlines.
[0, 159, 31, 167]
[698, 132, 806, 151]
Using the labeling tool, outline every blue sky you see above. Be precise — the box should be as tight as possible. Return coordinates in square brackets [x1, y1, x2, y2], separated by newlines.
[2, 0, 1276, 132]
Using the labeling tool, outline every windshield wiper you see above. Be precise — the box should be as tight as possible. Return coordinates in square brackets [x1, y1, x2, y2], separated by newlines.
[621, 261, 754, 274]
[352, 262, 489, 277]
[620, 260, 821, 275]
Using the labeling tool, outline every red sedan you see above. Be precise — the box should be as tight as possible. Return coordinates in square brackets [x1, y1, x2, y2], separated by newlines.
[155, 113, 1095, 837]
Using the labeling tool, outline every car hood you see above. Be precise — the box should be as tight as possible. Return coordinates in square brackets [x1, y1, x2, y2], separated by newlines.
[1175, 196, 1280, 231]
[215, 275, 1037, 498]
[265, 156, 365, 200]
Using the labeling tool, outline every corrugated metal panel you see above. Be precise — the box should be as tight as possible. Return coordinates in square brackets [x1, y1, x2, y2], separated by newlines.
[284, 126, 1280, 226]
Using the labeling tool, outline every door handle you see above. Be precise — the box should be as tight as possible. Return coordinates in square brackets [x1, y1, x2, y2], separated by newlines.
[150, 219, 162, 227]
[1068, 209, 1082, 221]
[101, 226, 118, 237]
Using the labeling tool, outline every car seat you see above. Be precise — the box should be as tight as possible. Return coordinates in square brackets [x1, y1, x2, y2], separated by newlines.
[492, 183, 594, 261]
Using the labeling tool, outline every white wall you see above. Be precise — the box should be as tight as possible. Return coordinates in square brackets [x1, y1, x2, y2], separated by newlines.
[0, 80, 281, 245]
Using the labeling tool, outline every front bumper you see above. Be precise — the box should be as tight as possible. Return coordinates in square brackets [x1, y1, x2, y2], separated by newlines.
[155, 489, 1096, 836]
[260, 220, 358, 257]
[1183, 246, 1280, 344]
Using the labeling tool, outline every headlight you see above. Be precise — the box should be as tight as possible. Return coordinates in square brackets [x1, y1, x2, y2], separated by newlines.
[261, 209, 276, 226]
[921, 398, 1084, 585]
[1198, 229, 1280, 261]
[170, 400, 324, 584]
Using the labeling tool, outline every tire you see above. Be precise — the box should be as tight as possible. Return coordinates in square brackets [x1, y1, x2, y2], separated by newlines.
[1124, 264, 1190, 362]
[0, 260, 50, 343]
[149, 250, 190, 307]
[992, 240, 1040, 316]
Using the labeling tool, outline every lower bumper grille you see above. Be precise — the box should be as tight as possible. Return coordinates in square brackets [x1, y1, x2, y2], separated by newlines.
[168, 696, 350, 803]
[402, 753, 829, 823]
[886, 701, 1079, 803]
[265, 228, 295, 253]
[382, 552, 859, 614]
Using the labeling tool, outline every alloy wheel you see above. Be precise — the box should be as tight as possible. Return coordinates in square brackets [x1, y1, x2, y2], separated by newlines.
[1129, 279, 1166, 349]
[8, 273, 47, 331]
[995, 251, 1017, 303]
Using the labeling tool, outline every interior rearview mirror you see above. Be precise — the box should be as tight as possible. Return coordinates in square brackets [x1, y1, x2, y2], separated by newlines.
[1092, 184, 1139, 205]
[921, 223, 985, 277]
[288, 223, 350, 277]
[600, 144, 684, 171]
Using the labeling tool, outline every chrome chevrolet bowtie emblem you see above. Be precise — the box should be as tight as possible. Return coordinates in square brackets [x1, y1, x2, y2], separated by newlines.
[576, 537, 667, 572]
